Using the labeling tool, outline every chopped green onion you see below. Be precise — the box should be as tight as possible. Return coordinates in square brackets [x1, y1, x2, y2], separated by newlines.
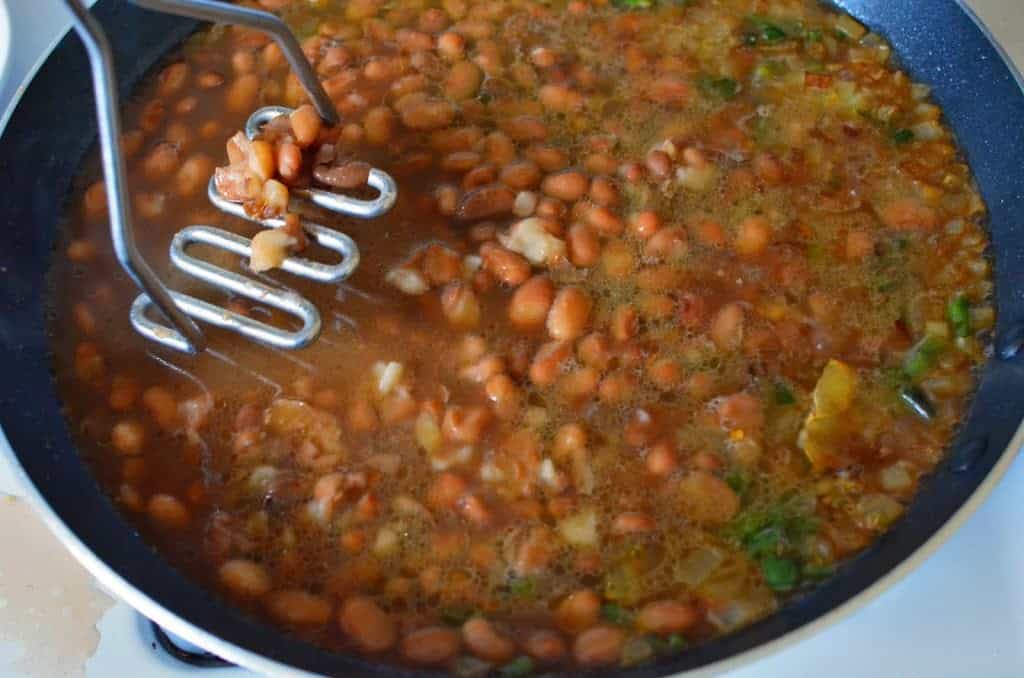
[500, 656, 535, 678]
[877, 280, 899, 293]
[774, 382, 796, 405]
[754, 60, 789, 81]
[761, 556, 799, 591]
[725, 469, 751, 501]
[614, 0, 654, 7]
[508, 576, 536, 599]
[745, 526, 784, 558]
[804, 28, 823, 42]
[698, 75, 740, 100]
[903, 335, 946, 379]
[891, 128, 915, 145]
[802, 563, 835, 580]
[665, 633, 687, 653]
[746, 16, 789, 44]
[899, 386, 935, 420]
[948, 294, 971, 338]
[601, 602, 633, 625]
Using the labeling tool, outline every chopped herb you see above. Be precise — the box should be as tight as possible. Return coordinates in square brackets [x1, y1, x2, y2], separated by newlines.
[500, 656, 535, 678]
[440, 607, 473, 627]
[948, 294, 971, 337]
[900, 386, 935, 420]
[745, 525, 784, 558]
[891, 128, 915, 145]
[614, 0, 654, 7]
[774, 382, 796, 405]
[804, 27, 824, 42]
[746, 15, 789, 44]
[601, 602, 633, 625]
[877, 280, 899, 293]
[902, 335, 946, 379]
[896, 237, 910, 251]
[508, 576, 536, 599]
[650, 633, 688, 655]
[725, 469, 752, 502]
[761, 556, 799, 591]
[698, 75, 740, 100]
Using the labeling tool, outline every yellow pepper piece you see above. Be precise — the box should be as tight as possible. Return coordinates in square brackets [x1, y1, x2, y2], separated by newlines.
[798, 359, 859, 472]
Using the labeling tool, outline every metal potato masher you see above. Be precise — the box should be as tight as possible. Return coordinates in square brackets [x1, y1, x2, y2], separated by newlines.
[63, 0, 398, 354]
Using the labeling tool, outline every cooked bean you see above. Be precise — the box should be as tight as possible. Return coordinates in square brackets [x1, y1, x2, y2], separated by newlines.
[567, 223, 601, 267]
[400, 627, 461, 665]
[541, 170, 589, 202]
[314, 161, 371, 189]
[289, 104, 322, 147]
[441, 150, 481, 173]
[677, 470, 740, 525]
[601, 239, 635, 278]
[630, 210, 662, 239]
[363, 106, 395, 145]
[276, 143, 302, 183]
[598, 371, 637, 404]
[529, 340, 572, 386]
[111, 420, 146, 455]
[586, 205, 624, 236]
[265, 590, 332, 626]
[108, 375, 140, 411]
[524, 629, 567, 663]
[481, 243, 531, 285]
[539, 83, 583, 112]
[509, 275, 555, 328]
[501, 116, 548, 142]
[547, 287, 592, 341]
[437, 31, 466, 60]
[691, 218, 727, 247]
[219, 559, 272, 598]
[610, 304, 639, 342]
[485, 374, 523, 419]
[456, 184, 515, 222]
[442, 405, 491, 443]
[555, 589, 600, 634]
[225, 73, 261, 112]
[611, 511, 655, 534]
[441, 282, 482, 329]
[644, 226, 688, 261]
[710, 302, 745, 349]
[142, 142, 179, 181]
[147, 494, 190, 529]
[573, 626, 625, 666]
[576, 332, 612, 371]
[645, 441, 679, 476]
[588, 176, 620, 207]
[157, 62, 190, 96]
[462, 617, 516, 663]
[638, 600, 701, 634]
[485, 131, 517, 166]
[845, 229, 875, 260]
[142, 386, 178, 430]
[500, 160, 542, 190]
[444, 60, 483, 100]
[340, 596, 397, 653]
[176, 153, 214, 197]
[647, 356, 682, 389]
[734, 215, 772, 257]
[401, 99, 456, 130]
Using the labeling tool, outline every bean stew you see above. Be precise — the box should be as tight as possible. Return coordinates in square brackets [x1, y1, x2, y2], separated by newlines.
[51, 0, 993, 673]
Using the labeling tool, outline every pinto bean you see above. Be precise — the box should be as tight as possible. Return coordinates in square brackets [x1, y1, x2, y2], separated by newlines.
[147, 494, 190, 529]
[401, 99, 456, 130]
[501, 115, 548, 142]
[588, 176, 620, 207]
[485, 131, 517, 166]
[266, 590, 332, 626]
[111, 420, 145, 455]
[340, 596, 397, 653]
[500, 160, 542, 190]
[645, 441, 679, 476]
[555, 589, 601, 634]
[678, 470, 740, 525]
[630, 211, 662, 239]
[539, 83, 583, 112]
[444, 60, 483, 100]
[442, 405, 491, 443]
[645, 226, 688, 261]
[598, 371, 638, 404]
[567, 223, 601, 267]
[638, 600, 701, 634]
[456, 184, 515, 222]
[509, 275, 555, 328]
[734, 215, 772, 257]
[363, 106, 395, 145]
[481, 242, 531, 285]
[276, 143, 302, 183]
[441, 282, 482, 328]
[142, 142, 179, 181]
[529, 340, 572, 386]
[314, 161, 371, 189]
[573, 626, 625, 666]
[462, 617, 516, 663]
[611, 511, 656, 534]
[485, 374, 523, 419]
[288, 104, 321, 148]
[401, 627, 461, 665]
[710, 302, 745, 349]
[219, 559, 272, 598]
[226, 73, 261, 113]
[541, 170, 589, 202]
[437, 31, 466, 60]
[547, 287, 592, 341]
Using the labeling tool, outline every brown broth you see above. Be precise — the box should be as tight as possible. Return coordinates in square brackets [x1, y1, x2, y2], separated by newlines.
[50, 0, 993, 672]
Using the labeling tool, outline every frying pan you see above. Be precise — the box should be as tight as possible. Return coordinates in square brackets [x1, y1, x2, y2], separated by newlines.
[0, 0, 1022, 675]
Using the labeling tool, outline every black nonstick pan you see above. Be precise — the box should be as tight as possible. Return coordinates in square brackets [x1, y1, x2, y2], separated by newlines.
[0, 0, 1022, 675]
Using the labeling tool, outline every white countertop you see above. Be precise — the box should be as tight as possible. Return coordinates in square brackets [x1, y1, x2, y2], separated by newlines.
[0, 0, 1022, 676]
